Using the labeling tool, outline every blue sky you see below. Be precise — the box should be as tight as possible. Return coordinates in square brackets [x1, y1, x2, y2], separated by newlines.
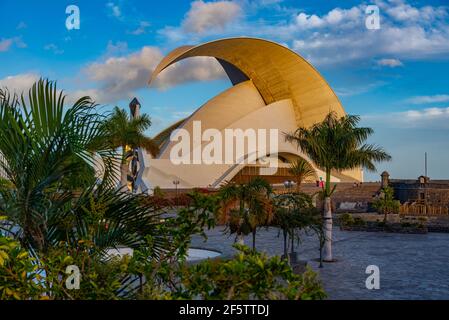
[1, 0, 449, 181]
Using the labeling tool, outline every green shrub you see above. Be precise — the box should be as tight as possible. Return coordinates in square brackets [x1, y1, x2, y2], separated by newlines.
[140, 245, 326, 300]
[353, 217, 366, 226]
[0, 235, 44, 300]
[339, 213, 354, 226]
[153, 186, 165, 197]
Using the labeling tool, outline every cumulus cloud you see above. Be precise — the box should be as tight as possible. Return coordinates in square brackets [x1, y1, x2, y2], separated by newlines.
[381, 0, 447, 23]
[76, 46, 226, 103]
[183, 0, 242, 34]
[363, 106, 449, 129]
[105, 41, 128, 56]
[377, 58, 403, 67]
[156, 0, 449, 66]
[0, 73, 40, 95]
[407, 95, 449, 104]
[160, 0, 242, 40]
[295, 7, 362, 30]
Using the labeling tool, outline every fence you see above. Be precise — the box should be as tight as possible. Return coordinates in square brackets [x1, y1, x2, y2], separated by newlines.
[399, 203, 449, 216]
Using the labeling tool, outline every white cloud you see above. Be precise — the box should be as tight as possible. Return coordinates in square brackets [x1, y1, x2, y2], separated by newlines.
[407, 95, 449, 104]
[183, 0, 242, 33]
[160, 0, 242, 40]
[295, 7, 362, 30]
[106, 2, 122, 19]
[0, 39, 13, 52]
[129, 21, 151, 35]
[0, 73, 40, 95]
[377, 58, 403, 67]
[156, 0, 449, 66]
[105, 41, 128, 56]
[0, 37, 26, 52]
[44, 43, 64, 55]
[335, 81, 386, 97]
[76, 46, 226, 103]
[363, 106, 449, 129]
[381, 0, 447, 23]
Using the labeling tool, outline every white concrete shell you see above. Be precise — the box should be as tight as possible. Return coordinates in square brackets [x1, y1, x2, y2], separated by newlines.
[144, 38, 362, 189]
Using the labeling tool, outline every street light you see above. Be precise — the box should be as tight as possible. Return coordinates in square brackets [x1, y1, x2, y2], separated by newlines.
[283, 180, 293, 193]
[173, 180, 180, 206]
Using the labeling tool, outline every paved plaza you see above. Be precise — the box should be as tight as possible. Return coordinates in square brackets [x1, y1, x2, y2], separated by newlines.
[191, 227, 449, 299]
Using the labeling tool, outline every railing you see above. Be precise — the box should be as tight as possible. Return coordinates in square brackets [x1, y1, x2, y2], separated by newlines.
[400, 203, 449, 216]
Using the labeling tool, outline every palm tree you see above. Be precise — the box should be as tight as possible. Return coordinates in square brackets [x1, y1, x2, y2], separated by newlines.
[0, 79, 167, 254]
[372, 186, 400, 223]
[102, 107, 159, 191]
[218, 177, 273, 250]
[285, 112, 391, 261]
[288, 158, 316, 192]
[273, 192, 321, 263]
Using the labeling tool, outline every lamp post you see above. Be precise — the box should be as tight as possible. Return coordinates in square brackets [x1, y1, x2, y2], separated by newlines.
[283, 180, 294, 193]
[173, 180, 180, 206]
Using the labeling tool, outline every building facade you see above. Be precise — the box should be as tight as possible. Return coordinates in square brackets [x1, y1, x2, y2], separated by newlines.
[139, 38, 363, 190]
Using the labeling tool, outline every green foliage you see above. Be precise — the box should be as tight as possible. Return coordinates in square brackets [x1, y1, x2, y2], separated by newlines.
[153, 186, 165, 198]
[140, 245, 326, 300]
[273, 193, 323, 258]
[101, 106, 159, 190]
[0, 80, 328, 301]
[0, 235, 43, 300]
[339, 213, 354, 226]
[288, 158, 316, 191]
[40, 241, 130, 300]
[102, 106, 159, 157]
[339, 213, 366, 227]
[0, 80, 169, 256]
[218, 178, 273, 250]
[285, 112, 391, 197]
[372, 186, 400, 222]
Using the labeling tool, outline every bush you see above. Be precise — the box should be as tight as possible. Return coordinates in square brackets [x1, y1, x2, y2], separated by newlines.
[353, 217, 366, 226]
[140, 245, 326, 300]
[0, 236, 43, 300]
[339, 213, 354, 226]
[153, 186, 165, 197]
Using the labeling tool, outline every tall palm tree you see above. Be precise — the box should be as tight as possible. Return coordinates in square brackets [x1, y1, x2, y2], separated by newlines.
[102, 107, 159, 191]
[0, 79, 167, 254]
[285, 112, 391, 261]
[218, 177, 273, 250]
[288, 158, 316, 192]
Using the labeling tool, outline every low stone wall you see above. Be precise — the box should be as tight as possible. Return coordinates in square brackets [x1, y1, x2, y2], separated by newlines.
[336, 213, 449, 233]
[340, 221, 428, 234]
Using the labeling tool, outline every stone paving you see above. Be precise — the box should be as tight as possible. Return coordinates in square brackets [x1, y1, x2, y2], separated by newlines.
[191, 227, 449, 299]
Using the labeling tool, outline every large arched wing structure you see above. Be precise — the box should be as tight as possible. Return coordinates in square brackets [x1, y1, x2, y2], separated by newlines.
[142, 37, 362, 189]
[150, 37, 345, 128]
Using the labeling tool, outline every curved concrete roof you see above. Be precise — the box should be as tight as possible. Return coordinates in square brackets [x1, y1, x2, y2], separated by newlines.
[150, 37, 345, 128]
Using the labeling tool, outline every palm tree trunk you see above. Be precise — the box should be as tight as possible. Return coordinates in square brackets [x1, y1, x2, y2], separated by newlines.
[252, 229, 256, 251]
[235, 233, 244, 245]
[323, 169, 333, 261]
[283, 229, 288, 259]
[290, 231, 294, 254]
